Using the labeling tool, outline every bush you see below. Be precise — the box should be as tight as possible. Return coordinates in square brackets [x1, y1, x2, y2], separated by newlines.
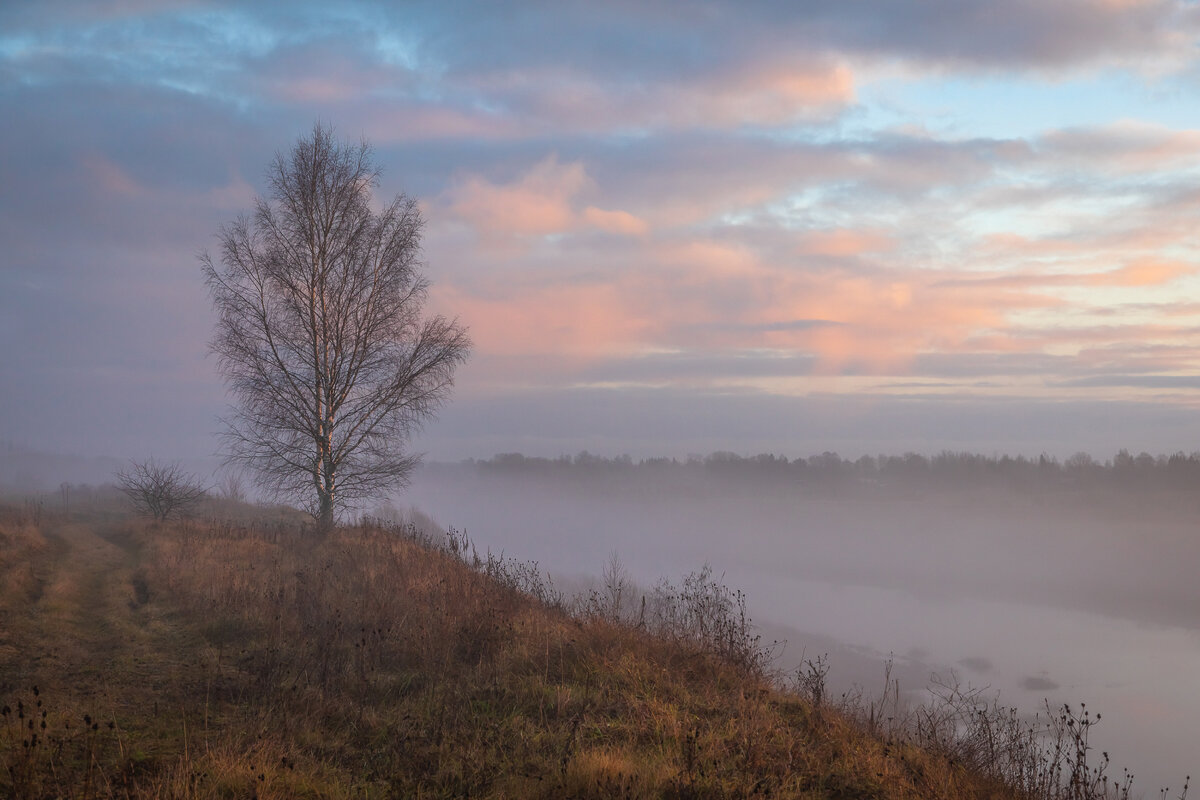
[114, 459, 206, 521]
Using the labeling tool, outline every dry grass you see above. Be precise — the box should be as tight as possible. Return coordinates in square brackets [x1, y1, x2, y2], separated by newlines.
[0, 502, 1168, 799]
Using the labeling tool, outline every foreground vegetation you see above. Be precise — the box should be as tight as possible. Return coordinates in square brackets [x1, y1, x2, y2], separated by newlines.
[0, 497, 1179, 798]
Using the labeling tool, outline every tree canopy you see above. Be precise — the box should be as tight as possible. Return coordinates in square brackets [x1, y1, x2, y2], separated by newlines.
[203, 124, 469, 528]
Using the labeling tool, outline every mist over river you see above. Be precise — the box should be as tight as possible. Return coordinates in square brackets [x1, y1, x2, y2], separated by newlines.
[404, 457, 1200, 794]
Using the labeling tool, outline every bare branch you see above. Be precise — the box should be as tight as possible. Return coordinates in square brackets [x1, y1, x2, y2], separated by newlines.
[114, 459, 207, 521]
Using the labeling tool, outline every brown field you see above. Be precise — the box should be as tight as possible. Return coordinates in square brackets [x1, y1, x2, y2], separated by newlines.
[0, 499, 1141, 798]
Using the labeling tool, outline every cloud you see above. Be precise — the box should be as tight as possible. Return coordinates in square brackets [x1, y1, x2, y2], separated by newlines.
[1060, 374, 1200, 388]
[1092, 260, 1196, 286]
[447, 157, 585, 238]
[8, 0, 1200, 464]
[581, 206, 648, 236]
[1038, 120, 1200, 173]
[796, 229, 894, 257]
[400, 103, 1200, 397]
[433, 280, 655, 362]
[934, 260, 1195, 290]
[20, 0, 1191, 150]
[464, 57, 855, 133]
[445, 155, 649, 241]
[403, 1, 1200, 92]
[259, 57, 389, 105]
[1019, 675, 1060, 692]
[363, 106, 523, 144]
[427, 118, 1200, 380]
[783, 0, 1200, 74]
[435, 223, 1068, 378]
[81, 152, 142, 195]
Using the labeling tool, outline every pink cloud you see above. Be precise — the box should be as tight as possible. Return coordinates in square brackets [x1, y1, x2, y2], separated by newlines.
[82, 153, 140, 195]
[449, 159, 584, 238]
[582, 206, 649, 236]
[436, 217, 1178, 380]
[1090, 259, 1196, 286]
[466, 57, 854, 134]
[433, 282, 654, 360]
[660, 59, 855, 128]
[934, 259, 1195, 290]
[748, 267, 1052, 372]
[654, 240, 759, 277]
[445, 156, 650, 241]
[421, 113, 1200, 387]
[796, 228, 894, 257]
[627, 235, 1066, 371]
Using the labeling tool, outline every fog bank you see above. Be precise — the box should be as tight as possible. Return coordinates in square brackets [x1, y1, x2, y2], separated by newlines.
[403, 453, 1200, 792]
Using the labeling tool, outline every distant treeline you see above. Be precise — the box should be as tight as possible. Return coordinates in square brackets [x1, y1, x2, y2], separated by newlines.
[460, 448, 1200, 491]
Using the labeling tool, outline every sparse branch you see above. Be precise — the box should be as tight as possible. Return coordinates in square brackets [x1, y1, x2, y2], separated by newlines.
[114, 459, 207, 521]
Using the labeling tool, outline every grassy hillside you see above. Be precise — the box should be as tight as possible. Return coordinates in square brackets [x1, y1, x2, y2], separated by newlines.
[0, 500, 1146, 799]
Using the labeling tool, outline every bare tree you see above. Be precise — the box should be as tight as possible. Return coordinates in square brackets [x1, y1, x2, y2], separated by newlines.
[202, 124, 470, 530]
[216, 469, 248, 503]
[601, 550, 631, 622]
[115, 459, 207, 521]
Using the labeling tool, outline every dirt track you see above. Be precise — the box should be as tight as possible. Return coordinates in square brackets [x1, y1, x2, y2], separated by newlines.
[0, 514, 171, 703]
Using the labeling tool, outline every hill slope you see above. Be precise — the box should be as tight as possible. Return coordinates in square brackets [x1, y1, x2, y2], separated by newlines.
[0, 502, 1104, 798]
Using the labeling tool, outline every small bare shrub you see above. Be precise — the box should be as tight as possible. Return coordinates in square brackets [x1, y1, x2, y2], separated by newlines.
[114, 459, 207, 521]
[600, 551, 630, 623]
[580, 551, 634, 623]
[215, 469, 247, 503]
[898, 672, 1155, 800]
[646, 564, 770, 675]
[794, 652, 831, 710]
[483, 550, 565, 609]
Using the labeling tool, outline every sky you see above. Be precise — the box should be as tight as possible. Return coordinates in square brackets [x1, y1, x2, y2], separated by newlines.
[5, 0, 1200, 463]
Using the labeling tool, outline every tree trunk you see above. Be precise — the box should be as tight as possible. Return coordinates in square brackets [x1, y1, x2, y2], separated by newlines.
[317, 492, 335, 533]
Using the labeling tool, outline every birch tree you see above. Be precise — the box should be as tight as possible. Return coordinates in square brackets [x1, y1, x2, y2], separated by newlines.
[202, 124, 469, 530]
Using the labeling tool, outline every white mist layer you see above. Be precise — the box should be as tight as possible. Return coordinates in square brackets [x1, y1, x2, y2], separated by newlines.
[404, 461, 1199, 792]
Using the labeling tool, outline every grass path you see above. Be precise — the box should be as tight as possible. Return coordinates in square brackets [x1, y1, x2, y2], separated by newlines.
[1, 514, 205, 741]
[9, 519, 135, 687]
